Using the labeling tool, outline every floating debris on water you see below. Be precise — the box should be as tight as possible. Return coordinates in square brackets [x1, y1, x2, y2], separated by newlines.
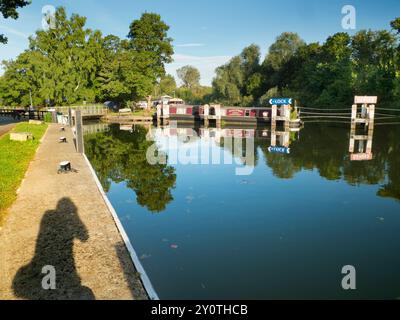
[171, 244, 179, 249]
[140, 254, 151, 260]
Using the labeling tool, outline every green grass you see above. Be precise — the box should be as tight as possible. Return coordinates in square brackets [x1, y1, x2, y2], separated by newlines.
[0, 122, 48, 224]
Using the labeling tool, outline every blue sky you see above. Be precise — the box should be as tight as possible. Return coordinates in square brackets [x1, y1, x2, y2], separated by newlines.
[1, 0, 399, 85]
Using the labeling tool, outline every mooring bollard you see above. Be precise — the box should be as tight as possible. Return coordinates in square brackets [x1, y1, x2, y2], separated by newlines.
[58, 161, 72, 173]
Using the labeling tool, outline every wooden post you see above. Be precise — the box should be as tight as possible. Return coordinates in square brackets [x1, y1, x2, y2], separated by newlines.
[270, 127, 276, 147]
[271, 105, 277, 128]
[68, 108, 73, 127]
[216, 105, 222, 128]
[284, 105, 290, 130]
[366, 125, 374, 154]
[351, 104, 357, 123]
[204, 104, 209, 128]
[156, 105, 161, 126]
[51, 111, 57, 123]
[349, 123, 356, 153]
[368, 105, 375, 126]
[75, 110, 84, 154]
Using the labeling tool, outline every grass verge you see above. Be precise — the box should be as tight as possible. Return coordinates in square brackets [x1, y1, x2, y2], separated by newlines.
[0, 122, 48, 225]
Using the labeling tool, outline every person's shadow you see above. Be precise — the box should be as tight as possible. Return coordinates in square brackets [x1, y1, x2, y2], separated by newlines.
[13, 198, 95, 300]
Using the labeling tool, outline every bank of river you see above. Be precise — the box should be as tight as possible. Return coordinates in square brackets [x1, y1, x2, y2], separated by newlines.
[0, 124, 148, 300]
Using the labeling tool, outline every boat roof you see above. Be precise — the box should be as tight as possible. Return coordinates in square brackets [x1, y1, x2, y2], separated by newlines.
[169, 98, 184, 102]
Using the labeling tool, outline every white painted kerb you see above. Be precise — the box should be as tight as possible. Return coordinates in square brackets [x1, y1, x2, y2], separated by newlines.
[83, 154, 159, 300]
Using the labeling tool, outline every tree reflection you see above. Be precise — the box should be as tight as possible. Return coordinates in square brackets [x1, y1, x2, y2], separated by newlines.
[85, 125, 176, 213]
[219, 124, 400, 201]
[377, 128, 400, 201]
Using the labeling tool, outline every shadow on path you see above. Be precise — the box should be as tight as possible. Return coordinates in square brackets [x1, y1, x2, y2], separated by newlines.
[12, 198, 95, 300]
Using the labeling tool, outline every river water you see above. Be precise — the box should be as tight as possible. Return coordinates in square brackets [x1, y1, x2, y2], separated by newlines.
[85, 122, 400, 299]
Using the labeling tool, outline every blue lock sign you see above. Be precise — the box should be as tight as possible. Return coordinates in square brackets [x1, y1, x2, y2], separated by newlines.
[269, 98, 293, 105]
[268, 146, 291, 154]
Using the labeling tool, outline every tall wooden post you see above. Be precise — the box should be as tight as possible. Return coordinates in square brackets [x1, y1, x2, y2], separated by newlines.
[368, 105, 375, 126]
[349, 123, 356, 153]
[284, 105, 290, 130]
[75, 110, 84, 154]
[270, 127, 276, 147]
[283, 127, 290, 148]
[51, 110, 57, 123]
[156, 105, 161, 126]
[204, 104, 209, 128]
[68, 108, 73, 127]
[271, 105, 277, 129]
[351, 104, 357, 123]
[366, 124, 374, 154]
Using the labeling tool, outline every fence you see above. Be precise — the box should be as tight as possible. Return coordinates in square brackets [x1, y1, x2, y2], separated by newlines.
[55, 105, 107, 116]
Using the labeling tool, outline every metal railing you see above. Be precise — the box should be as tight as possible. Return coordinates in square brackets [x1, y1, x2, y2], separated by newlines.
[55, 105, 106, 116]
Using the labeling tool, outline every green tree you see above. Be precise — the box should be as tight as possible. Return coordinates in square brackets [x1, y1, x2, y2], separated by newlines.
[0, 9, 175, 107]
[128, 13, 174, 80]
[351, 30, 397, 105]
[263, 32, 305, 71]
[177, 65, 200, 89]
[212, 45, 262, 106]
[155, 74, 177, 97]
[391, 17, 400, 34]
[0, 0, 30, 44]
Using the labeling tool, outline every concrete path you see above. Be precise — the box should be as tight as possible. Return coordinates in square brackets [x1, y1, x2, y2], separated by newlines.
[0, 119, 19, 138]
[0, 124, 148, 300]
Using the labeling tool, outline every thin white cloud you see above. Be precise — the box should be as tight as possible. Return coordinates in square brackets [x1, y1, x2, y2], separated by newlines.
[176, 43, 205, 48]
[166, 53, 232, 86]
[0, 24, 28, 39]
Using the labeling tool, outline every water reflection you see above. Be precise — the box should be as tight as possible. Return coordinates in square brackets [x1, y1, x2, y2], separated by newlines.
[85, 122, 400, 299]
[349, 122, 374, 161]
[85, 124, 176, 213]
[85, 122, 400, 203]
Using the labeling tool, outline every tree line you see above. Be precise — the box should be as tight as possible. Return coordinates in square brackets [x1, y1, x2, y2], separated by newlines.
[1, 2, 399, 110]
[212, 18, 400, 109]
[0, 7, 174, 107]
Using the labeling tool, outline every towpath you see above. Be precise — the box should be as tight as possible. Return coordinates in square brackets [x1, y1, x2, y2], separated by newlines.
[0, 124, 148, 300]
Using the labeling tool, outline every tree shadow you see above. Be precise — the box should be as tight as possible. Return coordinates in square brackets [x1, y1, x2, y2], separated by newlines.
[12, 198, 95, 300]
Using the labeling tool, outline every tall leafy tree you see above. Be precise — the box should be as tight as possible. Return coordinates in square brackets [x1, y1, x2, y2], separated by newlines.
[352, 29, 397, 104]
[154, 74, 177, 97]
[128, 13, 174, 80]
[263, 32, 305, 71]
[177, 65, 201, 89]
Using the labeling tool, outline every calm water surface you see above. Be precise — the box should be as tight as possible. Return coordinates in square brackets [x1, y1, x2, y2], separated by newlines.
[85, 122, 400, 299]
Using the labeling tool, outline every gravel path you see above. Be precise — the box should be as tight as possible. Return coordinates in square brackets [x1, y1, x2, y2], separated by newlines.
[0, 124, 148, 300]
